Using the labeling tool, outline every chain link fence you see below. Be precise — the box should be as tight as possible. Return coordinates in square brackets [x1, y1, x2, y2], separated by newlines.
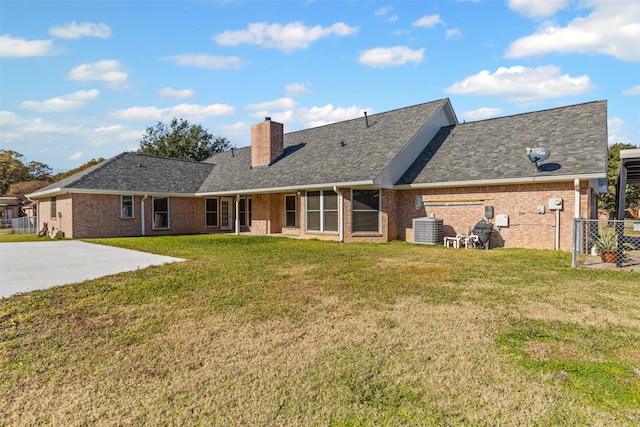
[572, 218, 640, 269]
[11, 216, 38, 235]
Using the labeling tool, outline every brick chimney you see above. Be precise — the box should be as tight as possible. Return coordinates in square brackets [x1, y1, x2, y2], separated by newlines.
[251, 117, 284, 168]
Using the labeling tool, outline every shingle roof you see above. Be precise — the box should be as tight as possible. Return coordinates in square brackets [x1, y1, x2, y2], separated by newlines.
[29, 99, 607, 199]
[33, 153, 214, 195]
[397, 100, 607, 185]
[199, 99, 450, 193]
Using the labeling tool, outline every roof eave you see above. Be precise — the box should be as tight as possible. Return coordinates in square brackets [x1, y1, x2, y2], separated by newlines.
[27, 187, 200, 198]
[394, 173, 607, 190]
[196, 180, 376, 196]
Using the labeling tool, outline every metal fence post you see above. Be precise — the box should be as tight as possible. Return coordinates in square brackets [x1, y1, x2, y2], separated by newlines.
[572, 218, 581, 268]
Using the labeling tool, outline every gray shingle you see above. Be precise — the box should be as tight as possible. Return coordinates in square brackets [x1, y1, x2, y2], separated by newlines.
[397, 101, 607, 185]
[199, 99, 448, 192]
[36, 153, 214, 194]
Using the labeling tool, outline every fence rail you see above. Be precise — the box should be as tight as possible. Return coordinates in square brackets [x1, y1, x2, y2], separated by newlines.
[572, 218, 640, 269]
[11, 216, 38, 235]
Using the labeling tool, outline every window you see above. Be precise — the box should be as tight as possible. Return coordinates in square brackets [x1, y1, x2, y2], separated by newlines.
[121, 195, 134, 218]
[285, 195, 297, 228]
[352, 190, 380, 233]
[306, 190, 338, 232]
[153, 197, 169, 229]
[50, 197, 57, 218]
[239, 197, 252, 227]
[205, 198, 218, 227]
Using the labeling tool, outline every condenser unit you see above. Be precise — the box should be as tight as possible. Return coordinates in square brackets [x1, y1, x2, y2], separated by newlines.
[413, 217, 443, 245]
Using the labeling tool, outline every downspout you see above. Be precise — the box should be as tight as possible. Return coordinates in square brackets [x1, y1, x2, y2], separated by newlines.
[235, 194, 240, 236]
[555, 209, 560, 250]
[141, 194, 148, 236]
[334, 186, 344, 243]
[574, 179, 581, 219]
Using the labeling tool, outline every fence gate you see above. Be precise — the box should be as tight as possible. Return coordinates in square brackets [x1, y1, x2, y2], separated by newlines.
[572, 218, 640, 269]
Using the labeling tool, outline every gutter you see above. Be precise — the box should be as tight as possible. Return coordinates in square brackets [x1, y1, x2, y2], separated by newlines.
[196, 180, 375, 197]
[394, 173, 606, 190]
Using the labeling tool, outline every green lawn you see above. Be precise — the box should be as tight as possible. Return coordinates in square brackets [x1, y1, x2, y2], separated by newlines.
[1, 234, 638, 425]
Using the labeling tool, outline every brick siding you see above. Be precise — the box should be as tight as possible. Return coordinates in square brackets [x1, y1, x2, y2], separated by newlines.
[37, 180, 594, 250]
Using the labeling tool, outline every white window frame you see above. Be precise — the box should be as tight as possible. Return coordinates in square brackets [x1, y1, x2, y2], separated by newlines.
[205, 197, 218, 227]
[50, 196, 57, 218]
[284, 194, 297, 228]
[306, 190, 338, 233]
[121, 195, 134, 219]
[351, 189, 381, 234]
[152, 197, 170, 230]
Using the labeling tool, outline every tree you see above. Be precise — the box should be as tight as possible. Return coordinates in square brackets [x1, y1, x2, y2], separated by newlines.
[6, 180, 52, 201]
[54, 158, 105, 181]
[27, 161, 53, 181]
[0, 150, 32, 195]
[137, 118, 231, 161]
[598, 142, 640, 216]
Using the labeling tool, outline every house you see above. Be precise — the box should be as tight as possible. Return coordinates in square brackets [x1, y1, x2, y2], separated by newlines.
[27, 98, 608, 250]
[0, 197, 21, 227]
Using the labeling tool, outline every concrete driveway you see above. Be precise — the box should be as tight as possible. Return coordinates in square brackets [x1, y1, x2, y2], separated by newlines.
[0, 240, 184, 298]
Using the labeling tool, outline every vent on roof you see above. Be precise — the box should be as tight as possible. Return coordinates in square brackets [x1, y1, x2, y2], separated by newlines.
[412, 217, 443, 245]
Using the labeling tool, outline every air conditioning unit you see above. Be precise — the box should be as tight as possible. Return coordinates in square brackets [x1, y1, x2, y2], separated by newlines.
[413, 217, 443, 245]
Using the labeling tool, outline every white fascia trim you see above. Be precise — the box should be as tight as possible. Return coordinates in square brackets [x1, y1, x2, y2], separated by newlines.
[196, 180, 375, 197]
[394, 173, 606, 190]
[27, 188, 199, 198]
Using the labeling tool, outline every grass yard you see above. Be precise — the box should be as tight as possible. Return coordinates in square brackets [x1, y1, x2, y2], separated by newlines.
[1, 234, 639, 426]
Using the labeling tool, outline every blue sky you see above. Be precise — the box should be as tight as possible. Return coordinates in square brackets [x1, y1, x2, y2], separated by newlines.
[1, 0, 639, 173]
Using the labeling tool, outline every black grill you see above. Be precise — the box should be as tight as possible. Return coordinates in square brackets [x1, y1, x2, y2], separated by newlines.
[473, 220, 494, 249]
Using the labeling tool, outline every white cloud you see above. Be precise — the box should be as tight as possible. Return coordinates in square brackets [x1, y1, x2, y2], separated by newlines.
[298, 104, 368, 128]
[459, 107, 503, 121]
[413, 14, 443, 28]
[49, 22, 111, 39]
[445, 65, 593, 104]
[507, 0, 568, 19]
[69, 152, 83, 161]
[18, 89, 100, 112]
[358, 46, 424, 68]
[388, 15, 399, 23]
[245, 98, 297, 111]
[0, 111, 81, 134]
[213, 21, 359, 53]
[162, 54, 244, 70]
[607, 117, 634, 145]
[446, 28, 463, 40]
[94, 125, 124, 133]
[622, 85, 640, 96]
[109, 103, 235, 122]
[374, 6, 392, 16]
[67, 60, 130, 90]
[506, 1, 640, 62]
[157, 87, 195, 100]
[0, 34, 55, 57]
[285, 82, 312, 97]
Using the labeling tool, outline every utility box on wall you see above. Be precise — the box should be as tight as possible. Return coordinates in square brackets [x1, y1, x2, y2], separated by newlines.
[548, 198, 563, 210]
[495, 214, 509, 227]
[484, 205, 494, 219]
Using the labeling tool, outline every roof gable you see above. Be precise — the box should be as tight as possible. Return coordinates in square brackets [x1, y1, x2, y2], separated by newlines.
[199, 99, 450, 193]
[397, 100, 608, 186]
[30, 153, 214, 197]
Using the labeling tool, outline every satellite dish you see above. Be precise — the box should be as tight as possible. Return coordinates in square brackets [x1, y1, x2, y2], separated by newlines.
[526, 147, 550, 164]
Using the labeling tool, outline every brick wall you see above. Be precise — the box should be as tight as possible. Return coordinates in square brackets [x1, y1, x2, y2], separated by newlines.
[54, 194, 214, 239]
[396, 181, 591, 250]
